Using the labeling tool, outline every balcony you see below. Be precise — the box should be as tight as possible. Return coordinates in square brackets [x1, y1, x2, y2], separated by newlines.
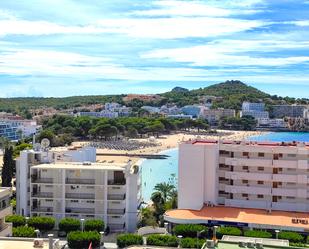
[225, 185, 271, 195]
[32, 207, 53, 212]
[0, 206, 12, 219]
[32, 192, 53, 198]
[108, 194, 126, 200]
[107, 209, 125, 215]
[225, 171, 272, 181]
[65, 193, 95, 199]
[225, 158, 272, 168]
[273, 160, 297, 169]
[225, 199, 269, 210]
[108, 179, 126, 185]
[32, 178, 53, 184]
[65, 208, 95, 214]
[66, 179, 95, 185]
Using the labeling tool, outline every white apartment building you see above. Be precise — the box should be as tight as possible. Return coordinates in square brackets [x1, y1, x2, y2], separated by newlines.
[165, 140, 309, 231]
[0, 188, 12, 236]
[178, 140, 309, 212]
[16, 146, 139, 232]
[201, 109, 236, 124]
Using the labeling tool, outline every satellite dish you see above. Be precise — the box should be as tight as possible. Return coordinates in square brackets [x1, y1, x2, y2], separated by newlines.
[41, 138, 50, 149]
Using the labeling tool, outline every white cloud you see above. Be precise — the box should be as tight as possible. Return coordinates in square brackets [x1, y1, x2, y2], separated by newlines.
[132, 0, 264, 17]
[0, 16, 265, 39]
[291, 20, 309, 26]
[141, 40, 309, 66]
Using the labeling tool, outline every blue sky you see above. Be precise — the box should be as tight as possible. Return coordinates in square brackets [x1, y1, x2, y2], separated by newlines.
[0, 0, 309, 98]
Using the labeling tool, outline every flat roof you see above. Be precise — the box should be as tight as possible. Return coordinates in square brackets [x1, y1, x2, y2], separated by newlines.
[31, 162, 127, 170]
[0, 240, 49, 249]
[189, 139, 309, 148]
[165, 206, 309, 231]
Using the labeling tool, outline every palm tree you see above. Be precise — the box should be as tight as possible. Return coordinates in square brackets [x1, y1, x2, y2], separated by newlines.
[154, 182, 175, 203]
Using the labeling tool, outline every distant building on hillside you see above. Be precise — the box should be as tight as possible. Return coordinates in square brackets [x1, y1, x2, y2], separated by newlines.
[141, 106, 160, 114]
[77, 110, 119, 118]
[201, 108, 236, 125]
[272, 105, 308, 118]
[241, 102, 269, 119]
[181, 105, 205, 118]
[257, 118, 287, 129]
[0, 121, 21, 140]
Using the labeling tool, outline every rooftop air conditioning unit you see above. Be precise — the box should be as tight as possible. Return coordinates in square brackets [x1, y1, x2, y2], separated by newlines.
[206, 240, 215, 248]
[82, 161, 91, 165]
[33, 239, 44, 247]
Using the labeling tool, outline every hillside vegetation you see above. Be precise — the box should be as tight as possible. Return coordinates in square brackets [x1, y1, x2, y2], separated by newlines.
[0, 81, 307, 115]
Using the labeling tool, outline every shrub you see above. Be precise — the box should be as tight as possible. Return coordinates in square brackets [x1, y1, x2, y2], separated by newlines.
[244, 230, 272, 238]
[173, 224, 208, 238]
[180, 238, 205, 248]
[217, 226, 242, 238]
[5, 215, 26, 227]
[12, 226, 36, 237]
[59, 218, 81, 234]
[278, 231, 304, 243]
[84, 219, 104, 232]
[117, 234, 143, 248]
[67, 231, 100, 249]
[147, 234, 178, 247]
[27, 216, 55, 231]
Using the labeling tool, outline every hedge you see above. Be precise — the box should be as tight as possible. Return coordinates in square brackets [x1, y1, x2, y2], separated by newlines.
[84, 219, 104, 232]
[180, 238, 205, 249]
[5, 215, 26, 227]
[117, 234, 143, 248]
[217, 226, 242, 238]
[67, 231, 100, 249]
[59, 218, 81, 234]
[278, 231, 304, 243]
[27, 216, 55, 231]
[173, 224, 208, 238]
[244, 230, 272, 238]
[147, 235, 178, 247]
[12, 226, 36, 237]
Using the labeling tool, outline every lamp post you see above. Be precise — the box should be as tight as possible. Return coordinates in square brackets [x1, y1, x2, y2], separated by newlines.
[196, 230, 204, 249]
[177, 235, 183, 248]
[213, 226, 218, 241]
[80, 218, 85, 232]
[275, 230, 280, 239]
[25, 217, 29, 226]
[164, 222, 169, 234]
[99, 231, 105, 249]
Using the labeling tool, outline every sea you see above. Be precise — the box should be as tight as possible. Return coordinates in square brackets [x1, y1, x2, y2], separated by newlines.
[140, 132, 309, 202]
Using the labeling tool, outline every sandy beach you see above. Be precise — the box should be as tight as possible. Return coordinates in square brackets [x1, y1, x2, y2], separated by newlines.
[72, 130, 267, 164]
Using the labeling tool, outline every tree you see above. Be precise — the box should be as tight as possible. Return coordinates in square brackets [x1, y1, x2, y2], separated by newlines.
[154, 182, 175, 203]
[151, 191, 165, 223]
[138, 207, 157, 228]
[2, 146, 14, 187]
[37, 129, 55, 145]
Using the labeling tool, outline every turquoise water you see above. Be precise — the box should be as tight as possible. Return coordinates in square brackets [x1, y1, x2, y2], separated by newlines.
[248, 132, 309, 142]
[140, 132, 308, 202]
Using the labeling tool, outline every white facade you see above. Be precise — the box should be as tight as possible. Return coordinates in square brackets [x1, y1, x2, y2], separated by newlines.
[201, 109, 236, 124]
[178, 140, 309, 212]
[0, 188, 12, 236]
[16, 147, 139, 232]
[257, 118, 287, 128]
[241, 110, 269, 119]
[242, 102, 265, 112]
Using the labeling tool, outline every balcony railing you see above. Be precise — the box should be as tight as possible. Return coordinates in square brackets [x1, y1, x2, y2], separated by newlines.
[107, 209, 125, 215]
[107, 194, 126, 200]
[65, 193, 95, 199]
[32, 207, 53, 212]
[32, 192, 53, 198]
[65, 208, 95, 214]
[66, 179, 95, 185]
[32, 178, 53, 184]
[108, 179, 126, 185]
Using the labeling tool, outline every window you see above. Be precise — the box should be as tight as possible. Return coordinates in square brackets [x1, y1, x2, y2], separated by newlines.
[46, 199, 53, 202]
[86, 186, 94, 189]
[258, 167, 264, 171]
[258, 181, 264, 185]
[258, 153, 265, 157]
[243, 166, 249, 170]
[257, 195, 264, 199]
[112, 187, 121, 190]
[243, 152, 249, 157]
[219, 177, 226, 181]
[286, 196, 295, 200]
[287, 154, 296, 157]
[219, 150, 230, 155]
[42, 169, 47, 172]
[242, 180, 249, 184]
[70, 200, 78, 203]
[86, 200, 94, 203]
[242, 194, 248, 197]
[219, 191, 227, 195]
